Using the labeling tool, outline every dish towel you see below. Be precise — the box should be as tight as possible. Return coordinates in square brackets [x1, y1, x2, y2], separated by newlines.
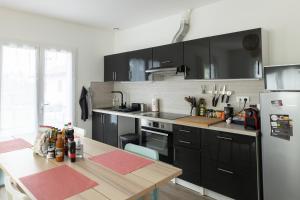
[79, 86, 88, 121]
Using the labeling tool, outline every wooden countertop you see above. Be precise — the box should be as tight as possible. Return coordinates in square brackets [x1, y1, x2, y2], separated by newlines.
[0, 135, 182, 200]
[175, 116, 223, 127]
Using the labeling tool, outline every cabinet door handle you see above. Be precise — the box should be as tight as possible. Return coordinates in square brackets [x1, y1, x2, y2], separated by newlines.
[161, 60, 172, 64]
[128, 71, 132, 80]
[173, 148, 176, 162]
[112, 72, 115, 81]
[217, 168, 234, 175]
[102, 115, 105, 124]
[179, 129, 191, 133]
[217, 136, 233, 141]
[178, 140, 191, 144]
[100, 115, 103, 124]
[257, 60, 260, 76]
[115, 72, 117, 81]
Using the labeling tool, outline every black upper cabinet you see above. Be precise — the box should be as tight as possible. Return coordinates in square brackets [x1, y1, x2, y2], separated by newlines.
[128, 48, 152, 81]
[104, 53, 129, 82]
[104, 55, 114, 82]
[183, 38, 210, 79]
[210, 28, 262, 79]
[152, 43, 183, 69]
[104, 28, 264, 81]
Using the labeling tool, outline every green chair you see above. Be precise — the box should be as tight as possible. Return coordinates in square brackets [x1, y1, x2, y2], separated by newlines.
[0, 169, 3, 186]
[124, 143, 159, 200]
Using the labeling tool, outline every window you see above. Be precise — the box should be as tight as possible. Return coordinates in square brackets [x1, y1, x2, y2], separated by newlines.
[42, 49, 73, 128]
[0, 45, 38, 136]
[0, 43, 74, 136]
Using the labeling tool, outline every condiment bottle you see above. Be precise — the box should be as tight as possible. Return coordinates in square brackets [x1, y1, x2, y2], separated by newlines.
[69, 140, 76, 162]
[55, 132, 64, 162]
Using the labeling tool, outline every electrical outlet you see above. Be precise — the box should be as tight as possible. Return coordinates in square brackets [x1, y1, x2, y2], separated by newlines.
[236, 96, 250, 103]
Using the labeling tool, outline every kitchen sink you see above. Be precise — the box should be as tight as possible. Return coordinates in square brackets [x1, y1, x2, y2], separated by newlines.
[99, 107, 136, 113]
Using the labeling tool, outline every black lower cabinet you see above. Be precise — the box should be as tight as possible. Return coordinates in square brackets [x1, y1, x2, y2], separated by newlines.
[201, 129, 258, 200]
[92, 112, 104, 142]
[92, 112, 118, 147]
[173, 125, 201, 186]
[174, 146, 201, 185]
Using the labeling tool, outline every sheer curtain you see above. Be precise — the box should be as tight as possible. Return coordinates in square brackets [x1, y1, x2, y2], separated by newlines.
[42, 49, 73, 128]
[0, 45, 38, 136]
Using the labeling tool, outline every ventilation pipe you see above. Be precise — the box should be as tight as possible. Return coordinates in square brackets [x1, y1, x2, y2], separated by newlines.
[172, 9, 192, 43]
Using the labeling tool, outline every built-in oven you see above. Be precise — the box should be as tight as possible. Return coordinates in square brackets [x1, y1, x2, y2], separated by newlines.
[140, 119, 173, 164]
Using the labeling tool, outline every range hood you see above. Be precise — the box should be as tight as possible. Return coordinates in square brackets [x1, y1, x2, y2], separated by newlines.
[145, 66, 185, 75]
[145, 67, 178, 74]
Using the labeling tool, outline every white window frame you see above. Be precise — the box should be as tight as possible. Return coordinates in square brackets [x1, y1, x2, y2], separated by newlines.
[0, 39, 77, 129]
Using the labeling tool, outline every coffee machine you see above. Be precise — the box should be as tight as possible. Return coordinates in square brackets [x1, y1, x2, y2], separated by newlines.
[224, 104, 234, 120]
[244, 107, 260, 130]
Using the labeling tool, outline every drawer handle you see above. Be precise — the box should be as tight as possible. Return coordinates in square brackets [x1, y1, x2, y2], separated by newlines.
[178, 140, 191, 144]
[179, 129, 191, 133]
[217, 168, 234, 175]
[161, 60, 172, 64]
[217, 136, 232, 141]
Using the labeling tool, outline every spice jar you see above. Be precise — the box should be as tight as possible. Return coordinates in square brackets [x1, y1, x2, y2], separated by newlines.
[55, 132, 64, 162]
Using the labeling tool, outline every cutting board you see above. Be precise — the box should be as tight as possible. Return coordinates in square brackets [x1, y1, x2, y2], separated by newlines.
[175, 116, 223, 127]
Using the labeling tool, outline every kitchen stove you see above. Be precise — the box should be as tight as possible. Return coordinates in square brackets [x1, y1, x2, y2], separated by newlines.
[138, 112, 187, 120]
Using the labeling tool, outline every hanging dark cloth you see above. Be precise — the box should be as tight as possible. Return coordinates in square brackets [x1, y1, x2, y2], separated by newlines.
[79, 86, 89, 121]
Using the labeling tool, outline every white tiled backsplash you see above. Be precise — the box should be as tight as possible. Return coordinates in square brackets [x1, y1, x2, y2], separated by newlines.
[113, 76, 264, 115]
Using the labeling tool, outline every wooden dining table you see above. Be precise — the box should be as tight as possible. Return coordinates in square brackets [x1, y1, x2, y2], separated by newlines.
[0, 134, 182, 200]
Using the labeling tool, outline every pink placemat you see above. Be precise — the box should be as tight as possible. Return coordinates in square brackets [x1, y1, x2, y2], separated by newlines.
[20, 165, 98, 200]
[89, 150, 154, 175]
[0, 138, 32, 154]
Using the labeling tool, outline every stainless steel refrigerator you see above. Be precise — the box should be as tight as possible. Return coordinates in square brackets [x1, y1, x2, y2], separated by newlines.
[260, 65, 300, 200]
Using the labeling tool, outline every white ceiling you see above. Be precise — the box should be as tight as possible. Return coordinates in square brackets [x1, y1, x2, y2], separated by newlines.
[0, 0, 221, 29]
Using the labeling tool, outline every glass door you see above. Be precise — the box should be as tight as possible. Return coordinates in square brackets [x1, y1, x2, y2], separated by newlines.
[0, 45, 38, 136]
[40, 49, 74, 128]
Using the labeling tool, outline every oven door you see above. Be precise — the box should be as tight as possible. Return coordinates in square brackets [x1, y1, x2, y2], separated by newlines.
[141, 127, 173, 164]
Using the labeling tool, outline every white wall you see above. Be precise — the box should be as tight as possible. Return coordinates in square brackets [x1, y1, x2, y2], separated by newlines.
[114, 0, 300, 65]
[112, 0, 300, 114]
[0, 8, 114, 138]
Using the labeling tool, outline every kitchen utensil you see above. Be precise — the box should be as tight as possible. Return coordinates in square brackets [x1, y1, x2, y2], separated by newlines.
[226, 91, 232, 103]
[214, 87, 222, 107]
[131, 103, 141, 111]
[184, 96, 197, 115]
[221, 85, 226, 103]
[152, 98, 159, 112]
[224, 104, 234, 120]
[201, 85, 206, 94]
[215, 110, 223, 119]
[140, 103, 147, 112]
[198, 98, 206, 116]
[175, 116, 223, 127]
[212, 84, 217, 107]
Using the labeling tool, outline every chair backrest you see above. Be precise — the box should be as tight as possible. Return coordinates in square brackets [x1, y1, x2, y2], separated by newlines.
[0, 170, 4, 186]
[4, 176, 30, 200]
[125, 143, 159, 160]
[74, 126, 86, 138]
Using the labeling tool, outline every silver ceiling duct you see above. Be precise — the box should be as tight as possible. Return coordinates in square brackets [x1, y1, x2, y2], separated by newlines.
[172, 9, 192, 43]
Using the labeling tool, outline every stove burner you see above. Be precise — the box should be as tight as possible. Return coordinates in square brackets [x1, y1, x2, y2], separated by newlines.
[139, 112, 187, 120]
